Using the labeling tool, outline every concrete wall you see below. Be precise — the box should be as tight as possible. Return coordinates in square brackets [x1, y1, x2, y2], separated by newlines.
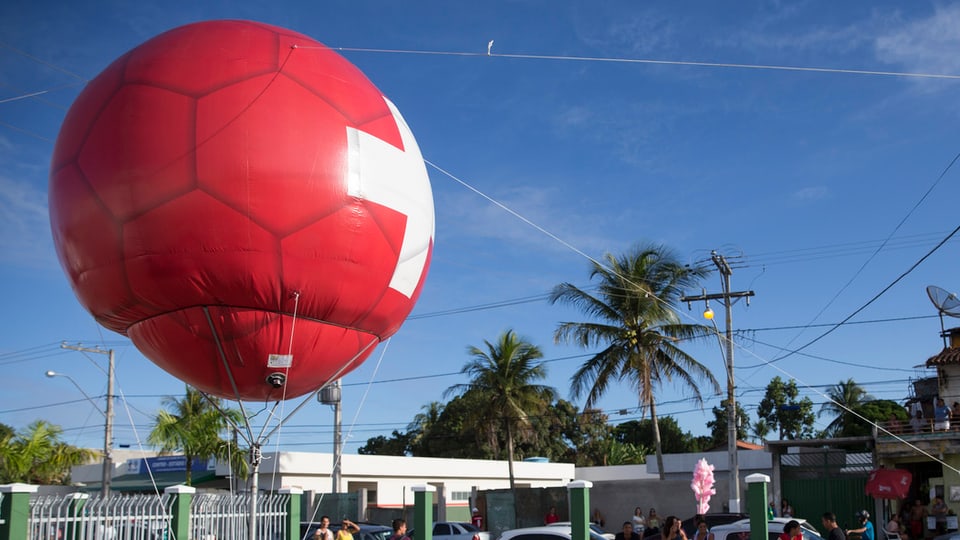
[244, 452, 575, 509]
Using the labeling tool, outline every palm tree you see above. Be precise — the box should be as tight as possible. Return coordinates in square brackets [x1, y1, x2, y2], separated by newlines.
[751, 419, 771, 443]
[445, 330, 556, 523]
[819, 378, 873, 436]
[550, 243, 720, 480]
[407, 401, 444, 455]
[148, 386, 243, 485]
[0, 421, 97, 484]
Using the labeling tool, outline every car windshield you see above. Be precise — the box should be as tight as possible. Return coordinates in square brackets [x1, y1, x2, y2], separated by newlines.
[460, 524, 481, 533]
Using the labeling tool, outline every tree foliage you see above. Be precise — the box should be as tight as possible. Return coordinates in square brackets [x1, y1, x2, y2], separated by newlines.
[550, 243, 719, 479]
[835, 399, 908, 438]
[613, 417, 700, 453]
[0, 420, 97, 484]
[148, 386, 245, 485]
[819, 379, 873, 437]
[757, 377, 815, 440]
[706, 399, 749, 446]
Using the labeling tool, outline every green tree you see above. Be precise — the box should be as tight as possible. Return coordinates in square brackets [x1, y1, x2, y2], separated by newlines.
[751, 419, 771, 443]
[603, 439, 649, 465]
[357, 430, 413, 456]
[0, 420, 97, 484]
[412, 393, 492, 459]
[819, 379, 873, 437]
[148, 386, 243, 485]
[837, 399, 908, 438]
[706, 399, 749, 447]
[612, 417, 699, 453]
[757, 377, 815, 440]
[407, 401, 444, 455]
[445, 330, 556, 523]
[550, 244, 720, 479]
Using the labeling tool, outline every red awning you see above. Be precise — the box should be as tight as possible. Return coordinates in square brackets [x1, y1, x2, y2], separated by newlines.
[866, 468, 912, 499]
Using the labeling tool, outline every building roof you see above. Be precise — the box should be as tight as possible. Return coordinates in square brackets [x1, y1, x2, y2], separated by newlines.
[705, 440, 764, 451]
[926, 347, 960, 366]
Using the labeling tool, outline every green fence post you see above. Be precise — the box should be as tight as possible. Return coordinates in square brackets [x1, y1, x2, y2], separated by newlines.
[412, 484, 435, 540]
[0, 483, 38, 540]
[567, 480, 592, 540]
[164, 484, 195, 540]
[66, 492, 89, 540]
[746, 474, 771, 540]
[280, 487, 302, 540]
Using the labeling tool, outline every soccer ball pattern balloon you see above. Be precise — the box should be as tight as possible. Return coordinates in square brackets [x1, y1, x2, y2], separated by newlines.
[49, 20, 434, 400]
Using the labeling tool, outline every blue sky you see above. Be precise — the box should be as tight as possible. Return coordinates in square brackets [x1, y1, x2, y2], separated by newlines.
[2, 1, 960, 455]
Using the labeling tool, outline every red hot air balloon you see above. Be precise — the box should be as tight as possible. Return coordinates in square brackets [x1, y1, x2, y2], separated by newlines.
[49, 20, 434, 401]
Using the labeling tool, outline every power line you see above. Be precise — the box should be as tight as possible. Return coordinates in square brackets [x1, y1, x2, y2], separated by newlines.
[753, 223, 960, 368]
[329, 45, 960, 81]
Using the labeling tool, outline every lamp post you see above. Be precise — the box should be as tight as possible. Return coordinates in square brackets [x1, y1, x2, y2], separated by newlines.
[50, 344, 115, 498]
[680, 251, 754, 513]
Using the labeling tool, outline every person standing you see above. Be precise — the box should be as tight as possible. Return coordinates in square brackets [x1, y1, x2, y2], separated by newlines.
[781, 499, 794, 518]
[337, 519, 360, 540]
[823, 512, 846, 540]
[909, 499, 928, 539]
[935, 398, 951, 431]
[314, 516, 334, 540]
[646, 509, 660, 534]
[662, 516, 687, 540]
[846, 510, 874, 540]
[545, 506, 560, 525]
[693, 520, 714, 540]
[472, 507, 484, 530]
[615, 522, 641, 540]
[632, 508, 646, 536]
[931, 496, 949, 534]
[593, 509, 606, 529]
[389, 519, 407, 540]
[779, 521, 803, 540]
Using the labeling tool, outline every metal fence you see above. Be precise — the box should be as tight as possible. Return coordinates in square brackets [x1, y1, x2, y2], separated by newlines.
[25, 491, 290, 540]
[191, 492, 290, 540]
[29, 492, 171, 539]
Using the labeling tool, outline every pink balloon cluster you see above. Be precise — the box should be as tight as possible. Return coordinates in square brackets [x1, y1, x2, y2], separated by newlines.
[691, 458, 716, 514]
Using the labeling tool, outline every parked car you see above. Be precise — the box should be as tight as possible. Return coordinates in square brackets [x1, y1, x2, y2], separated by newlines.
[546, 521, 615, 540]
[301, 521, 393, 540]
[408, 522, 491, 540]
[709, 518, 824, 540]
[498, 524, 610, 540]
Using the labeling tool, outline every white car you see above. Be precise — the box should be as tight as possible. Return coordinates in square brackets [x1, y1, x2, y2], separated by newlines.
[499, 524, 610, 540]
[709, 518, 824, 540]
[546, 522, 615, 540]
[409, 522, 492, 540]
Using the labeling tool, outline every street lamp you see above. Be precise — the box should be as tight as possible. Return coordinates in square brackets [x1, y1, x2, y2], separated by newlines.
[45, 371, 106, 418]
[45, 351, 115, 499]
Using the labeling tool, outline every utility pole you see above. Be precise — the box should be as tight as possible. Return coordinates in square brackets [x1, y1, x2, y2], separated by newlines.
[320, 379, 343, 493]
[60, 343, 115, 498]
[680, 251, 754, 513]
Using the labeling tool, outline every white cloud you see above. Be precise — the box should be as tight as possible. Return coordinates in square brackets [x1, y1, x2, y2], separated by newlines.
[0, 175, 55, 267]
[790, 186, 829, 202]
[874, 5, 960, 76]
[435, 181, 619, 258]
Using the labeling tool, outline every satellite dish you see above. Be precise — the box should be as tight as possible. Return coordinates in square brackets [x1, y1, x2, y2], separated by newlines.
[926, 285, 960, 348]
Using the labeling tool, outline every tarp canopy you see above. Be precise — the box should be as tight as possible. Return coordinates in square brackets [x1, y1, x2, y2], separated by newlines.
[866, 468, 912, 499]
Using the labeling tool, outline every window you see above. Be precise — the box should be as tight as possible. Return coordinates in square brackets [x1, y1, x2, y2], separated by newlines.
[450, 491, 471, 501]
[434, 524, 452, 536]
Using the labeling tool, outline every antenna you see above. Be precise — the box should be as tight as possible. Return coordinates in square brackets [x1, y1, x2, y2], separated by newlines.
[926, 285, 960, 348]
